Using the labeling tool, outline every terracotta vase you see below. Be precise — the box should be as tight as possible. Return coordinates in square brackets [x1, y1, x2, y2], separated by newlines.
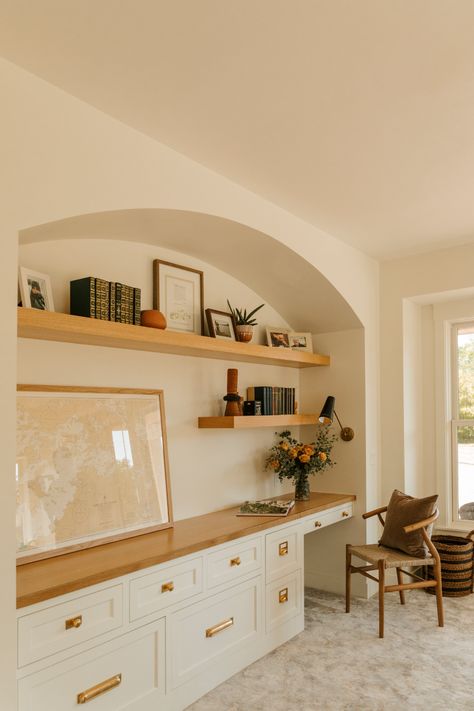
[140, 310, 167, 329]
[294, 471, 310, 501]
[236, 324, 254, 343]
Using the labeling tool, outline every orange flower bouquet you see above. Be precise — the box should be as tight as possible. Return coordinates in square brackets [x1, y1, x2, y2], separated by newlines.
[266, 429, 337, 500]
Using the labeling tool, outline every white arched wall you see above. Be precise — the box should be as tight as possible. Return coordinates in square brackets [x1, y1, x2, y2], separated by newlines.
[1, 57, 379, 708]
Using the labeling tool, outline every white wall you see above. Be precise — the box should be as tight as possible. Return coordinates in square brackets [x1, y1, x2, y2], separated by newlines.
[1, 58, 379, 706]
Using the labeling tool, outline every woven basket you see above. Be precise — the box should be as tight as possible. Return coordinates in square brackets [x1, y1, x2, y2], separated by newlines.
[426, 531, 474, 597]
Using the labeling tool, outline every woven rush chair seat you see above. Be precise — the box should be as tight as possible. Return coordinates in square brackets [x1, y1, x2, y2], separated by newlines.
[349, 543, 435, 569]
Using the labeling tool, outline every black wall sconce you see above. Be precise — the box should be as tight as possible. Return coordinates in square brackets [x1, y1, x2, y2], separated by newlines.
[319, 395, 354, 442]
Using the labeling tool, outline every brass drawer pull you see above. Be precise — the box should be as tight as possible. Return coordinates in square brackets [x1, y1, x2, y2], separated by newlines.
[230, 556, 241, 567]
[206, 617, 234, 638]
[314, 520, 322, 528]
[279, 588, 289, 604]
[65, 615, 82, 630]
[342, 510, 350, 517]
[279, 541, 289, 556]
[161, 581, 174, 593]
[77, 673, 122, 704]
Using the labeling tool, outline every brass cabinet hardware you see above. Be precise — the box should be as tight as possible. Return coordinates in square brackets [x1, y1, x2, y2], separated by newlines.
[205, 617, 234, 638]
[342, 510, 350, 517]
[230, 556, 241, 567]
[65, 615, 82, 630]
[77, 673, 122, 704]
[314, 521, 322, 528]
[279, 541, 289, 556]
[161, 581, 174, 593]
[279, 588, 289, 604]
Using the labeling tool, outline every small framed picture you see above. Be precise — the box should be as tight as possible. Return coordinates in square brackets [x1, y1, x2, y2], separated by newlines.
[205, 309, 237, 340]
[266, 326, 291, 348]
[288, 332, 313, 353]
[153, 260, 204, 335]
[19, 267, 55, 311]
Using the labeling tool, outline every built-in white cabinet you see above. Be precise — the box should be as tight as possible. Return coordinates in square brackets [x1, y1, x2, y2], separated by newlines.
[17, 502, 353, 711]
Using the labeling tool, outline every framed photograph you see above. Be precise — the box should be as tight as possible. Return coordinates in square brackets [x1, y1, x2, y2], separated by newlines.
[19, 267, 55, 311]
[153, 259, 204, 335]
[266, 326, 291, 348]
[288, 332, 313, 353]
[205, 308, 237, 340]
[16, 385, 173, 564]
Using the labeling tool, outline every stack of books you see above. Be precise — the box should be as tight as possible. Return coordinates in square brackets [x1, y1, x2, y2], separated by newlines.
[246, 386, 296, 415]
[70, 277, 141, 325]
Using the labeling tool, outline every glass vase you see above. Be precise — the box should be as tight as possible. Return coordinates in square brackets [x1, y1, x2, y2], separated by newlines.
[294, 471, 310, 501]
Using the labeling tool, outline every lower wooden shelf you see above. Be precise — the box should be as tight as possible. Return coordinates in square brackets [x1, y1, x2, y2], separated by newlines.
[197, 415, 319, 429]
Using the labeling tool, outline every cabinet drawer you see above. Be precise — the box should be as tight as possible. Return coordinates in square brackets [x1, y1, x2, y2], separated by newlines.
[265, 524, 302, 582]
[130, 556, 203, 621]
[301, 502, 354, 536]
[266, 570, 302, 632]
[207, 537, 262, 589]
[18, 619, 165, 711]
[168, 576, 261, 689]
[18, 585, 123, 668]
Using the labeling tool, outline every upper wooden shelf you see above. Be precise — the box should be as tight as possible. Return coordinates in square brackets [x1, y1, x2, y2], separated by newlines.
[198, 414, 319, 429]
[17, 309, 330, 369]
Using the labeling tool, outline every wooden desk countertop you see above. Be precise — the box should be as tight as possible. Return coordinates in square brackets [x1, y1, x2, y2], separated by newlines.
[17, 491, 356, 609]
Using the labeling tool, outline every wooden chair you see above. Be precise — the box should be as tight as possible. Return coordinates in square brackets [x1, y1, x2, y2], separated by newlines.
[345, 505, 444, 638]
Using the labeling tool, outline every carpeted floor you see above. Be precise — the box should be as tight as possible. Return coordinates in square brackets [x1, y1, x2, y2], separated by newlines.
[187, 587, 474, 710]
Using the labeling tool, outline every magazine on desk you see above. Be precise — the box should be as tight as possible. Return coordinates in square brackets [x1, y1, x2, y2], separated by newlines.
[237, 498, 295, 517]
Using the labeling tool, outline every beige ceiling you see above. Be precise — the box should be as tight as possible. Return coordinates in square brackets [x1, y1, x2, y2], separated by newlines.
[2, 0, 474, 259]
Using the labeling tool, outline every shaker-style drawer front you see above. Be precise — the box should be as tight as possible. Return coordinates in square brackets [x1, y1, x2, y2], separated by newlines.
[265, 525, 302, 582]
[207, 537, 262, 589]
[301, 503, 354, 536]
[18, 619, 165, 711]
[266, 571, 302, 633]
[18, 585, 123, 668]
[168, 576, 261, 689]
[130, 556, 203, 621]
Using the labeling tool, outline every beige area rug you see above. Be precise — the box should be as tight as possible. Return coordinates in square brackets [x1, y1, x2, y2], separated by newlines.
[187, 587, 474, 710]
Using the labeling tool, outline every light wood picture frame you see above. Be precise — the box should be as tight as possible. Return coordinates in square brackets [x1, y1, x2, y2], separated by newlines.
[266, 326, 291, 348]
[288, 332, 313, 353]
[205, 308, 237, 340]
[16, 385, 173, 565]
[153, 259, 204, 335]
[19, 267, 55, 311]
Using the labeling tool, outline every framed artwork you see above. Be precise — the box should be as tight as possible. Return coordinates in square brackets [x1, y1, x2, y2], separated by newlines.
[205, 308, 237, 340]
[288, 332, 313, 353]
[19, 267, 55, 311]
[16, 385, 173, 564]
[153, 259, 204, 335]
[266, 326, 291, 348]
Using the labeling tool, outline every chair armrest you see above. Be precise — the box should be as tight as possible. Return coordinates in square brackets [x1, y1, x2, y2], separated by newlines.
[362, 506, 388, 520]
[403, 509, 439, 533]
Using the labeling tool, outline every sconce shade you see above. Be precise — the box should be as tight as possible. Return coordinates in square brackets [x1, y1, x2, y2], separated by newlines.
[319, 396, 335, 425]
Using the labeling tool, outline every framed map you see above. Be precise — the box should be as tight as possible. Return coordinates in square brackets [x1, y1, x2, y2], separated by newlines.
[16, 386, 173, 564]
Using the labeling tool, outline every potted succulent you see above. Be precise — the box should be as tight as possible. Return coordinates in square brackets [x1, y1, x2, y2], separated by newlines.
[227, 300, 265, 342]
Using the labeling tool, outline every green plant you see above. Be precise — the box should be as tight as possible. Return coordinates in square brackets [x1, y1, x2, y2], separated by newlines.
[227, 299, 265, 326]
[266, 429, 337, 482]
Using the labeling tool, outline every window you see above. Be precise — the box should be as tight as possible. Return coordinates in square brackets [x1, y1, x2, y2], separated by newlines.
[451, 322, 474, 524]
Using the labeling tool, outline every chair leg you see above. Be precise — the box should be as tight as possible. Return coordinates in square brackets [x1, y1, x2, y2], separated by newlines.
[345, 544, 351, 613]
[433, 560, 444, 627]
[396, 568, 406, 605]
[378, 559, 385, 638]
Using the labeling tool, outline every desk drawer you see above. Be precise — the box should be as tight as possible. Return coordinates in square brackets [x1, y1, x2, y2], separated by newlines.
[168, 576, 261, 689]
[266, 570, 302, 632]
[18, 620, 165, 711]
[265, 524, 302, 582]
[130, 556, 203, 621]
[18, 585, 123, 668]
[207, 537, 262, 589]
[301, 502, 354, 536]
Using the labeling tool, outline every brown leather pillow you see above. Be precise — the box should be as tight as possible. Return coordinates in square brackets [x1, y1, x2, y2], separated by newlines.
[379, 489, 438, 557]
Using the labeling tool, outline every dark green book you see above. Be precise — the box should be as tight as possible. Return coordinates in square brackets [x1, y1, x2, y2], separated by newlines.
[115, 283, 122, 322]
[70, 277, 96, 318]
[133, 288, 141, 325]
[109, 282, 116, 321]
[95, 278, 109, 321]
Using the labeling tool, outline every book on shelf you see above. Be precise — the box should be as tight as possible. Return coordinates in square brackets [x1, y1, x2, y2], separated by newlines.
[237, 499, 295, 517]
[70, 276, 96, 318]
[246, 386, 296, 415]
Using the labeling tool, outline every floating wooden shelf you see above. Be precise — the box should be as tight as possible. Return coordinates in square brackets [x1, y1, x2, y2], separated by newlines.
[198, 414, 319, 429]
[17, 309, 330, 369]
